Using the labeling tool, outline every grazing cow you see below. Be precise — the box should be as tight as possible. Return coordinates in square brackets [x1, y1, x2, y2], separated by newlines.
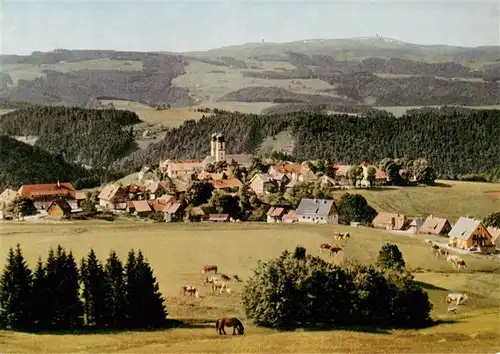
[203, 276, 219, 286]
[181, 285, 200, 298]
[202, 265, 218, 274]
[320, 243, 332, 252]
[447, 293, 469, 306]
[342, 232, 350, 239]
[215, 317, 244, 335]
[436, 248, 449, 259]
[212, 282, 228, 293]
[447, 255, 467, 270]
[233, 275, 243, 282]
[455, 259, 467, 270]
[432, 244, 440, 251]
[333, 232, 340, 239]
[220, 274, 231, 281]
[329, 246, 343, 257]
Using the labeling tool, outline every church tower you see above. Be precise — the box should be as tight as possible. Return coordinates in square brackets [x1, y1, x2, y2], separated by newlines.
[210, 133, 217, 157]
[215, 133, 226, 162]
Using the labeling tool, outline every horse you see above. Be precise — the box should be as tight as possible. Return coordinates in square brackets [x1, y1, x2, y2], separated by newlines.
[220, 274, 231, 281]
[329, 246, 343, 257]
[233, 275, 243, 282]
[319, 243, 332, 252]
[212, 282, 228, 293]
[447, 307, 458, 314]
[215, 317, 245, 335]
[447, 293, 469, 306]
[203, 276, 219, 286]
[202, 265, 218, 274]
[181, 285, 200, 298]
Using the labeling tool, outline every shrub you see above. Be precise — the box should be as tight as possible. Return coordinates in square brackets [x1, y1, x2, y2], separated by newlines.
[376, 243, 406, 271]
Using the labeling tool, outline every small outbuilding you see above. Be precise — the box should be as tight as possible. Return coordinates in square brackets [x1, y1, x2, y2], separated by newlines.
[46, 198, 72, 218]
[208, 214, 229, 222]
[419, 215, 452, 236]
[267, 206, 286, 223]
[372, 212, 406, 231]
[407, 217, 424, 234]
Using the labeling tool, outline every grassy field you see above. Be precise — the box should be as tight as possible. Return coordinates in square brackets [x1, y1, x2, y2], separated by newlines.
[333, 180, 500, 222]
[0, 221, 499, 353]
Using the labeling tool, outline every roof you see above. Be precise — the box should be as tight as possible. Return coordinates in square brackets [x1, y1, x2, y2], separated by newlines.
[158, 194, 175, 203]
[165, 160, 204, 172]
[173, 178, 189, 192]
[419, 215, 451, 234]
[210, 178, 243, 189]
[448, 217, 483, 240]
[267, 206, 286, 217]
[190, 207, 206, 216]
[0, 189, 19, 205]
[409, 217, 424, 228]
[145, 181, 164, 193]
[372, 212, 406, 230]
[132, 200, 152, 213]
[198, 172, 225, 181]
[335, 165, 353, 178]
[282, 210, 298, 221]
[296, 199, 339, 218]
[149, 199, 167, 212]
[375, 169, 388, 180]
[164, 202, 182, 214]
[269, 163, 302, 175]
[98, 184, 126, 201]
[74, 192, 86, 201]
[128, 184, 147, 193]
[487, 227, 500, 243]
[47, 198, 72, 214]
[209, 213, 229, 221]
[202, 154, 253, 167]
[18, 183, 75, 199]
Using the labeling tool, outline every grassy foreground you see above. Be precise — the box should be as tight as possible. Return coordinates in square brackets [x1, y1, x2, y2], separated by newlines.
[0, 222, 499, 353]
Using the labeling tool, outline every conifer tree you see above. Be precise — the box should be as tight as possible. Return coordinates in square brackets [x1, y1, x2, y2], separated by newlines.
[102, 251, 127, 328]
[0, 244, 33, 330]
[81, 249, 106, 328]
[31, 257, 49, 330]
[43, 247, 58, 330]
[134, 250, 168, 328]
[62, 251, 84, 329]
[124, 250, 140, 328]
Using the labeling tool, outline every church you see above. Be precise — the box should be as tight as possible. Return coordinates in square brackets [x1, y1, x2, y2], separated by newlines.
[159, 133, 253, 178]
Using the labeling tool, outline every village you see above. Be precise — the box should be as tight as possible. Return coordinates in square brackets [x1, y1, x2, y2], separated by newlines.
[1, 133, 499, 259]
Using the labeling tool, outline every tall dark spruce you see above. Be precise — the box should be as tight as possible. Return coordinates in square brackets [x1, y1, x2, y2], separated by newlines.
[102, 251, 127, 328]
[81, 249, 106, 328]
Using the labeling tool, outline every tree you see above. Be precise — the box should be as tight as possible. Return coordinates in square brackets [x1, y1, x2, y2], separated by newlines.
[102, 251, 127, 329]
[60, 250, 84, 329]
[185, 181, 214, 206]
[31, 258, 48, 330]
[0, 244, 33, 330]
[483, 212, 500, 228]
[366, 166, 376, 188]
[338, 193, 377, 224]
[81, 192, 97, 214]
[347, 166, 363, 187]
[376, 243, 406, 272]
[81, 249, 106, 328]
[124, 250, 140, 328]
[208, 190, 241, 219]
[7, 196, 37, 220]
[293, 246, 306, 260]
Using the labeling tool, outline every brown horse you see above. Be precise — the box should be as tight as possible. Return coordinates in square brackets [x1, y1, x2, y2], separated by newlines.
[181, 285, 199, 298]
[233, 275, 243, 282]
[202, 265, 218, 274]
[216, 317, 245, 335]
[220, 274, 231, 281]
[329, 246, 343, 257]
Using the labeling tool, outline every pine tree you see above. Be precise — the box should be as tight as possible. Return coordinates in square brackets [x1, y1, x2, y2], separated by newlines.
[43, 247, 59, 330]
[31, 257, 49, 330]
[124, 249, 140, 328]
[62, 251, 84, 330]
[81, 249, 106, 328]
[134, 250, 168, 328]
[0, 244, 33, 330]
[102, 251, 126, 329]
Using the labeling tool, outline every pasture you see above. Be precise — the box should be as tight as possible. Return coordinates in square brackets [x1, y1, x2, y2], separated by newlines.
[333, 180, 500, 221]
[0, 221, 499, 353]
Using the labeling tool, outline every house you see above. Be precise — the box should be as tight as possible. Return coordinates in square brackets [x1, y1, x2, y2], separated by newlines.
[486, 227, 500, 249]
[73, 192, 87, 209]
[360, 164, 388, 187]
[46, 198, 72, 218]
[372, 212, 406, 231]
[448, 217, 494, 250]
[160, 159, 204, 179]
[407, 217, 424, 234]
[127, 184, 147, 200]
[319, 175, 343, 188]
[131, 200, 152, 217]
[148, 199, 167, 213]
[210, 178, 243, 192]
[268, 163, 302, 178]
[18, 182, 76, 210]
[249, 173, 285, 195]
[208, 214, 230, 222]
[98, 184, 128, 211]
[334, 165, 353, 181]
[187, 206, 207, 222]
[419, 215, 452, 236]
[163, 202, 183, 222]
[282, 210, 298, 223]
[267, 206, 286, 223]
[145, 182, 166, 200]
[296, 198, 339, 224]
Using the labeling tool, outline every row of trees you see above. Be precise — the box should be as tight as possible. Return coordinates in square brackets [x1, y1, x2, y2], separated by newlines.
[0, 245, 167, 331]
[242, 245, 432, 330]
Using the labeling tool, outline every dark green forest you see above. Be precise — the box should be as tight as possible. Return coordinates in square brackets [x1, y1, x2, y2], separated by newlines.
[116, 107, 500, 177]
[0, 106, 141, 167]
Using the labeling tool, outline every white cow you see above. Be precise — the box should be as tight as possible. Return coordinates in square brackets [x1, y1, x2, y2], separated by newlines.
[446, 293, 469, 306]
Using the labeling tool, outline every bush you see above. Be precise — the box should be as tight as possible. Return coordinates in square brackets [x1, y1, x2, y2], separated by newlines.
[241, 247, 431, 330]
[376, 243, 406, 271]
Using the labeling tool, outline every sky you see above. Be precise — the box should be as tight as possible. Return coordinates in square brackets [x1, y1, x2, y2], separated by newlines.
[1, 0, 499, 55]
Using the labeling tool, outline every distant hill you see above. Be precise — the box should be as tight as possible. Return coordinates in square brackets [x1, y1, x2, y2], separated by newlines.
[0, 38, 498, 109]
[0, 135, 90, 190]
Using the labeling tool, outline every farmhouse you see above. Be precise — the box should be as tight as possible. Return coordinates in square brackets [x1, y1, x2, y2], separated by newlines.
[187, 206, 207, 222]
[46, 198, 72, 218]
[160, 159, 204, 179]
[419, 215, 452, 236]
[486, 227, 500, 249]
[98, 184, 128, 211]
[18, 182, 76, 210]
[0, 188, 19, 219]
[296, 198, 339, 224]
[267, 206, 286, 222]
[372, 212, 406, 231]
[130, 200, 152, 217]
[407, 217, 424, 234]
[448, 217, 494, 250]
[210, 178, 243, 192]
[360, 163, 388, 187]
[249, 173, 287, 195]
[163, 202, 183, 222]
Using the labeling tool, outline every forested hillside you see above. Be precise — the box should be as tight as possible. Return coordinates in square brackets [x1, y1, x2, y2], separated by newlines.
[115, 108, 500, 177]
[0, 136, 90, 189]
[0, 106, 141, 167]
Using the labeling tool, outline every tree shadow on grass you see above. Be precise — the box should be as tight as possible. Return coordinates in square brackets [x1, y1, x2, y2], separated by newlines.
[415, 280, 448, 291]
[300, 323, 390, 334]
[170, 318, 216, 329]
